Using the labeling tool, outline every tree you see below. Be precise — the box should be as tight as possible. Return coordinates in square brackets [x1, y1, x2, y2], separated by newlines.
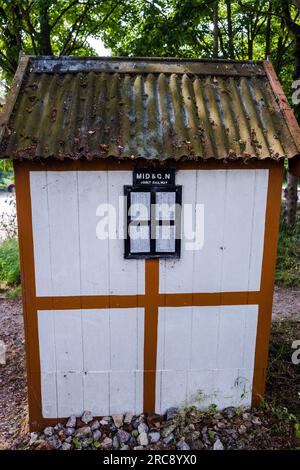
[213, 1, 219, 58]
[0, 0, 299, 225]
[281, 0, 300, 228]
[226, 0, 234, 59]
[0, 0, 130, 82]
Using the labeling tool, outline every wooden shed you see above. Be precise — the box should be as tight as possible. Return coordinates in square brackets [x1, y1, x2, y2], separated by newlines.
[0, 56, 299, 431]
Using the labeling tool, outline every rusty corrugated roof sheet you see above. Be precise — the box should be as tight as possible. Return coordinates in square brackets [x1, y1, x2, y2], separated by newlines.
[0, 56, 299, 161]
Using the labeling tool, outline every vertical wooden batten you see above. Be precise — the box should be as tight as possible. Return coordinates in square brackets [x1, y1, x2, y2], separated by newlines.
[143, 259, 160, 413]
[14, 162, 58, 429]
[252, 162, 284, 406]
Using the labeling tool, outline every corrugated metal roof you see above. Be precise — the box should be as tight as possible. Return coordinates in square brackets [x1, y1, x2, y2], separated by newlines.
[0, 56, 299, 161]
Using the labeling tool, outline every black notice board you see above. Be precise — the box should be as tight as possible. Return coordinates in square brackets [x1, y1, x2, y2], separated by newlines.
[133, 168, 175, 187]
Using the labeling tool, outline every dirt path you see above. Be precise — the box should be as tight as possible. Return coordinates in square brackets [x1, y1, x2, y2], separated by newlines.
[0, 299, 27, 449]
[272, 286, 300, 321]
[0, 287, 299, 449]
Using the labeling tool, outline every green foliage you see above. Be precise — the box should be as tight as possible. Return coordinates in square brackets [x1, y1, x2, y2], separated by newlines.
[207, 403, 218, 415]
[0, 1, 299, 110]
[92, 440, 101, 448]
[0, 237, 20, 286]
[0, 168, 14, 190]
[71, 437, 81, 449]
[0, 160, 13, 173]
[0, 0, 132, 82]
[276, 206, 300, 287]
[103, 0, 299, 99]
[6, 285, 22, 298]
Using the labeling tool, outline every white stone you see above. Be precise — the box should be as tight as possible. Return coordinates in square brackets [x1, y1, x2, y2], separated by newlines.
[0, 340, 6, 365]
[29, 432, 39, 446]
[213, 439, 224, 450]
[61, 442, 72, 450]
[137, 432, 149, 446]
[112, 415, 123, 428]
[81, 410, 93, 424]
[124, 412, 134, 424]
[66, 415, 76, 428]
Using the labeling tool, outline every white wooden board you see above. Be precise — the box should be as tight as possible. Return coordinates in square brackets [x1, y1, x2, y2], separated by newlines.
[155, 305, 258, 413]
[30, 171, 145, 297]
[159, 169, 268, 293]
[38, 308, 144, 418]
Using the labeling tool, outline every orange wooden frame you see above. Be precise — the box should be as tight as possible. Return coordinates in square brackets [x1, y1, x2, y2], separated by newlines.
[14, 158, 283, 430]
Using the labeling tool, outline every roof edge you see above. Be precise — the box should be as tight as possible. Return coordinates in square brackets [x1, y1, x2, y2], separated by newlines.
[263, 60, 300, 156]
[27, 55, 266, 76]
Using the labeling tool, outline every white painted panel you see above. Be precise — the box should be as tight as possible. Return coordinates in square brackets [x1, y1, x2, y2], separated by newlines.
[159, 371, 187, 412]
[159, 169, 267, 294]
[107, 171, 145, 295]
[190, 307, 219, 370]
[217, 307, 246, 369]
[135, 371, 144, 415]
[155, 370, 162, 414]
[160, 307, 192, 370]
[30, 172, 53, 297]
[109, 371, 136, 415]
[221, 170, 255, 291]
[47, 172, 81, 296]
[156, 305, 258, 413]
[191, 170, 226, 293]
[213, 368, 253, 409]
[41, 372, 57, 418]
[236, 369, 254, 406]
[54, 310, 83, 372]
[110, 308, 144, 371]
[39, 308, 144, 418]
[159, 170, 197, 294]
[31, 170, 145, 297]
[57, 371, 84, 417]
[242, 306, 259, 369]
[38, 310, 56, 372]
[217, 305, 258, 369]
[248, 170, 268, 291]
[187, 370, 214, 408]
[78, 171, 109, 295]
[83, 372, 109, 416]
[82, 310, 110, 371]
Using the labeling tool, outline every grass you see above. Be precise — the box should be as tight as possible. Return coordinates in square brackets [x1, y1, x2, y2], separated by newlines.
[276, 206, 300, 287]
[266, 320, 300, 415]
[0, 237, 20, 287]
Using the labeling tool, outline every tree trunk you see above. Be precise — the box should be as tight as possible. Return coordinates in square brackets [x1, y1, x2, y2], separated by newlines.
[213, 1, 219, 58]
[283, 4, 300, 228]
[38, 0, 53, 55]
[265, 2, 272, 59]
[226, 0, 234, 59]
[284, 171, 299, 228]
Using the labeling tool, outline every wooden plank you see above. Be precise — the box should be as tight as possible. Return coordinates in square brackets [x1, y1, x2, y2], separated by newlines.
[248, 170, 269, 291]
[47, 171, 81, 296]
[78, 171, 110, 295]
[30, 172, 53, 297]
[221, 170, 256, 292]
[252, 162, 284, 405]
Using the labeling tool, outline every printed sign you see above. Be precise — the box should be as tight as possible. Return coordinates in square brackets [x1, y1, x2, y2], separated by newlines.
[133, 169, 175, 187]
